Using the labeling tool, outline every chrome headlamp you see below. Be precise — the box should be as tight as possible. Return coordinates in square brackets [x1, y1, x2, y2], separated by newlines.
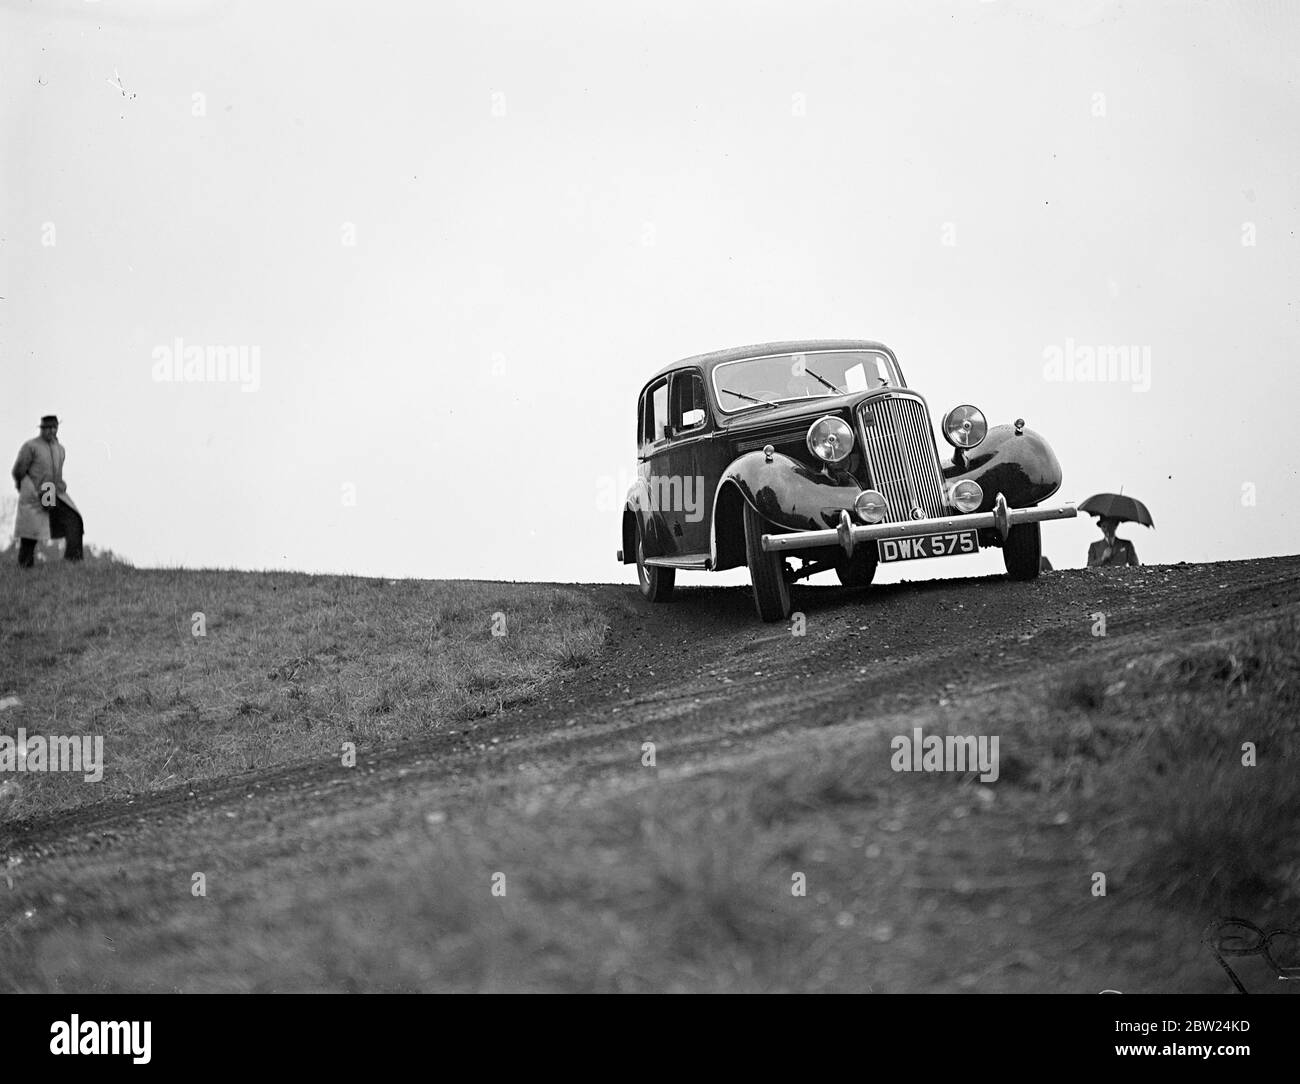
[806, 415, 854, 464]
[941, 404, 988, 449]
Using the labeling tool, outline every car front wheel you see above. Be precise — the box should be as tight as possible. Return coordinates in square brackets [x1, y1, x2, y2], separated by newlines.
[635, 525, 675, 602]
[743, 502, 792, 622]
[1003, 521, 1042, 581]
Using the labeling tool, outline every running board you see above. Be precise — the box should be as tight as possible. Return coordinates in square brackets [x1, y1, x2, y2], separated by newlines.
[643, 554, 711, 570]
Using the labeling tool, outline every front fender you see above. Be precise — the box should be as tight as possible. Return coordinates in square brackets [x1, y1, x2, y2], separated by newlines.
[717, 450, 862, 532]
[943, 423, 1063, 509]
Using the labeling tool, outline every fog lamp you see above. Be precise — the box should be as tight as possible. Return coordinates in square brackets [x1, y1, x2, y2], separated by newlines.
[855, 490, 889, 524]
[950, 479, 983, 513]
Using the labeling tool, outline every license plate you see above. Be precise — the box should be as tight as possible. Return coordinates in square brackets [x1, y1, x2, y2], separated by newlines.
[877, 529, 978, 563]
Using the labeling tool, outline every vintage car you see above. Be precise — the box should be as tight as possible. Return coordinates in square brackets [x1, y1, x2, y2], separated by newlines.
[617, 340, 1077, 621]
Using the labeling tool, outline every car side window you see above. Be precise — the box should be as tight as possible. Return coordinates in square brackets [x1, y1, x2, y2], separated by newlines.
[641, 378, 669, 448]
[670, 370, 708, 432]
[652, 381, 669, 441]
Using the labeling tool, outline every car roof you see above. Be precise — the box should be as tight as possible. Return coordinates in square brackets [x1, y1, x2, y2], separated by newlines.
[645, 339, 896, 384]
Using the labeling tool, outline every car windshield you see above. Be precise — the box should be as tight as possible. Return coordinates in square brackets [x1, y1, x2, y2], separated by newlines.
[712, 349, 899, 413]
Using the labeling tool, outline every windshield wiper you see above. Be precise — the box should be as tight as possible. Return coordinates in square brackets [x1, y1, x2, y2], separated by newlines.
[803, 367, 842, 394]
[720, 388, 779, 409]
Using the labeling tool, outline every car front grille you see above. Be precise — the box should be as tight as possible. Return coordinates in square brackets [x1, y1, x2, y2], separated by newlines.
[856, 394, 947, 522]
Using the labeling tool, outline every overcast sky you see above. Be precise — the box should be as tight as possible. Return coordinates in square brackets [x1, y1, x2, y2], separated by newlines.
[3, 0, 1297, 584]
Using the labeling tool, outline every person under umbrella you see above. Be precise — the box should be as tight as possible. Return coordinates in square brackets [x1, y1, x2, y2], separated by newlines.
[1079, 493, 1152, 568]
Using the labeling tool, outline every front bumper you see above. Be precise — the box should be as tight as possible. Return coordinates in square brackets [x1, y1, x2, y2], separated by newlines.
[760, 492, 1077, 556]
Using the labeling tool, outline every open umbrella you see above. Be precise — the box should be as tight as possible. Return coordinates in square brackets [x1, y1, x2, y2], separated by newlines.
[1079, 493, 1154, 527]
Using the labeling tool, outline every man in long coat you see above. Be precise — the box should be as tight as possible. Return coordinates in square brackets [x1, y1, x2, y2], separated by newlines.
[11, 415, 84, 567]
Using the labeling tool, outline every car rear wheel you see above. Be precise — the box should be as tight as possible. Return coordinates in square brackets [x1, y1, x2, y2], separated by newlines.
[635, 525, 675, 602]
[743, 502, 792, 622]
[836, 547, 878, 589]
[1003, 521, 1042, 581]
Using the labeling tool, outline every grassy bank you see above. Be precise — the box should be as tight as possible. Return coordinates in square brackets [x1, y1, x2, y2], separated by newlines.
[0, 562, 608, 822]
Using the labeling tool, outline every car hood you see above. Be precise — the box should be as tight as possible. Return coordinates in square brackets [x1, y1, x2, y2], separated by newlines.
[718, 388, 912, 435]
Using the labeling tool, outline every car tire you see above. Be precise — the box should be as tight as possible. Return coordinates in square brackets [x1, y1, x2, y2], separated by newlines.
[635, 524, 675, 602]
[1003, 521, 1042, 582]
[836, 547, 878, 589]
[743, 501, 792, 622]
